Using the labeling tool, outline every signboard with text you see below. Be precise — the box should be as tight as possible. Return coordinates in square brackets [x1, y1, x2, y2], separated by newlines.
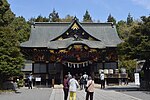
[35, 77, 41, 82]
[134, 73, 140, 85]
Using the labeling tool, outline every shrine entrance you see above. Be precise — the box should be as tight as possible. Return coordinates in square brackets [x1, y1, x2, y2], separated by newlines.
[55, 44, 98, 78]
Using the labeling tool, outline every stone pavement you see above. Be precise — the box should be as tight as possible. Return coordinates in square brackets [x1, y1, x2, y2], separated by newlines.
[0, 87, 52, 100]
[49, 88, 142, 100]
[0, 83, 149, 100]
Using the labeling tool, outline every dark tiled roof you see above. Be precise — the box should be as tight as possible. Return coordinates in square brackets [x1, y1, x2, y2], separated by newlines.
[21, 21, 122, 49]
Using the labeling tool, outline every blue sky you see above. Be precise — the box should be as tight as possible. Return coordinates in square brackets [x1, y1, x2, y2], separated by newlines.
[8, 0, 150, 22]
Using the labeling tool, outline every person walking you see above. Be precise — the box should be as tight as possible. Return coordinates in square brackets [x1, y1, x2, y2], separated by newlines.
[28, 74, 33, 89]
[83, 72, 88, 89]
[100, 71, 105, 89]
[79, 75, 84, 90]
[85, 76, 94, 100]
[63, 75, 69, 100]
[68, 76, 79, 100]
[68, 72, 72, 79]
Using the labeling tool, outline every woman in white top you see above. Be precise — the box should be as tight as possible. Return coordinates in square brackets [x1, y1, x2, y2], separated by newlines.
[86, 76, 94, 100]
[68, 76, 79, 100]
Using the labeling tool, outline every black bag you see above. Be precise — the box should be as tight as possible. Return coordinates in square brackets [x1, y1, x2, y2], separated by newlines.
[85, 87, 88, 92]
[85, 81, 92, 92]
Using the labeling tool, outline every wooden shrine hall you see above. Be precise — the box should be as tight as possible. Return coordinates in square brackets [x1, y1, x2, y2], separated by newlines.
[20, 17, 123, 86]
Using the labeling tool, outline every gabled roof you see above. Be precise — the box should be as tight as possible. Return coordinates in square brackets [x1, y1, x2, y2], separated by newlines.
[21, 17, 122, 49]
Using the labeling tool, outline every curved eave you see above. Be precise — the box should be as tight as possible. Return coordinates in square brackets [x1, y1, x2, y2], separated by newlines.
[20, 41, 47, 48]
[47, 38, 106, 49]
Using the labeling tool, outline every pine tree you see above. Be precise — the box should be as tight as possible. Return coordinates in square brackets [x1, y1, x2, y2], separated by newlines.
[83, 10, 93, 22]
[107, 14, 116, 24]
[49, 9, 60, 22]
[127, 13, 133, 25]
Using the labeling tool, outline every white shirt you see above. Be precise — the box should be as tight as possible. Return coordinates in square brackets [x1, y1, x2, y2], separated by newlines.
[100, 73, 104, 80]
[28, 76, 32, 81]
[83, 74, 88, 81]
[69, 78, 79, 92]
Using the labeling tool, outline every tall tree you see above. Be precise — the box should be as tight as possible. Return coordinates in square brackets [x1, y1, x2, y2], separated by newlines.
[0, 0, 15, 26]
[49, 9, 60, 22]
[127, 13, 133, 25]
[107, 14, 116, 24]
[117, 16, 150, 78]
[0, 0, 24, 89]
[83, 10, 93, 22]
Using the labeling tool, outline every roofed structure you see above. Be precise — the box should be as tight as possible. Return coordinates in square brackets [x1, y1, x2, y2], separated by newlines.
[21, 18, 122, 49]
[20, 17, 124, 86]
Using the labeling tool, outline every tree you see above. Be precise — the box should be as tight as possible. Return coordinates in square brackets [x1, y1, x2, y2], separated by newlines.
[0, 27, 24, 88]
[49, 9, 60, 22]
[83, 10, 93, 22]
[9, 16, 31, 43]
[127, 13, 133, 25]
[117, 20, 139, 40]
[0, 0, 24, 89]
[117, 16, 150, 81]
[35, 15, 49, 22]
[107, 14, 116, 24]
[60, 15, 74, 22]
[0, 0, 15, 26]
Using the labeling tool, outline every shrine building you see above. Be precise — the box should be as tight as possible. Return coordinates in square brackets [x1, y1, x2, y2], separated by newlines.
[20, 17, 123, 86]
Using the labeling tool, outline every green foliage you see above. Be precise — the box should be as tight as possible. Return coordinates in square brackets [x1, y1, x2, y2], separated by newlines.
[0, 1, 27, 89]
[0, 27, 24, 81]
[107, 14, 116, 24]
[118, 59, 136, 81]
[17, 79, 24, 87]
[0, 0, 15, 26]
[127, 13, 133, 25]
[9, 16, 31, 43]
[83, 10, 93, 22]
[36, 15, 49, 22]
[60, 15, 74, 22]
[117, 15, 150, 81]
[49, 9, 60, 22]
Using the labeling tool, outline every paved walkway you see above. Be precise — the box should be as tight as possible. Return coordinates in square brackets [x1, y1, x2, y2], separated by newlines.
[0, 88, 52, 100]
[1, 83, 149, 100]
[49, 88, 142, 100]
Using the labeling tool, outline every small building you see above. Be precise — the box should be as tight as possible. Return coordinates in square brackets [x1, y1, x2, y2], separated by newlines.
[20, 17, 123, 86]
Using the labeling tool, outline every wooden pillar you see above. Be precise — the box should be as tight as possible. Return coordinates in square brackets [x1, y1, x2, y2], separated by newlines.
[90, 63, 94, 78]
[60, 65, 63, 84]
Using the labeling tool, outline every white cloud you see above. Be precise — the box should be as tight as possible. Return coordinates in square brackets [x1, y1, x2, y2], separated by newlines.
[132, 0, 150, 10]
